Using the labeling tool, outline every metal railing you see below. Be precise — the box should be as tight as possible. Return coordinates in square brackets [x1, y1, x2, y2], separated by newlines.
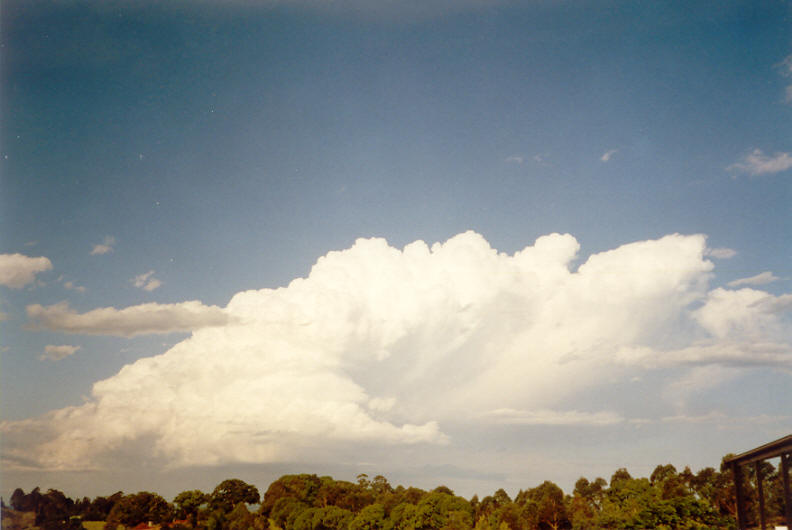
[724, 434, 792, 530]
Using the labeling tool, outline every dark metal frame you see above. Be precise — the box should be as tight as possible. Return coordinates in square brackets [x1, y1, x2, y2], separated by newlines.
[724, 434, 792, 529]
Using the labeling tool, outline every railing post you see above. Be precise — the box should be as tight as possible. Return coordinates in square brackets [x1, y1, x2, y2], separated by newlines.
[782, 453, 791, 529]
[732, 461, 748, 530]
[755, 462, 765, 530]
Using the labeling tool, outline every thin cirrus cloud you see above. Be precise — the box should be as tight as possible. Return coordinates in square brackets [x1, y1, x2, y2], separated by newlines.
[777, 54, 792, 103]
[285, 0, 497, 19]
[728, 148, 792, 176]
[59, 276, 87, 293]
[132, 270, 162, 292]
[660, 412, 789, 425]
[26, 300, 230, 337]
[705, 247, 737, 259]
[4, 231, 791, 472]
[90, 236, 116, 255]
[728, 271, 780, 287]
[533, 154, 550, 166]
[485, 408, 624, 426]
[0, 253, 53, 289]
[63, 281, 86, 293]
[40, 345, 81, 361]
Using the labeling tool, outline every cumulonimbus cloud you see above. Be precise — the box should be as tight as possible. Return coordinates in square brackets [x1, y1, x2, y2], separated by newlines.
[4, 231, 791, 472]
[26, 301, 230, 337]
[0, 253, 52, 288]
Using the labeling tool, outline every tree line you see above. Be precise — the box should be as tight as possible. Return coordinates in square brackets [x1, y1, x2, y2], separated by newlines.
[2, 455, 789, 529]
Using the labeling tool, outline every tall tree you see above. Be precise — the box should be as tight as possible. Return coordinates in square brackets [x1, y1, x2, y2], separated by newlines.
[106, 491, 172, 528]
[210, 478, 260, 513]
[174, 489, 208, 526]
[261, 474, 323, 515]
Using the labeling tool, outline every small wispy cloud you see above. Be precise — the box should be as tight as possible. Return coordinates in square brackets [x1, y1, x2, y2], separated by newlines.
[132, 270, 162, 292]
[660, 412, 789, 425]
[26, 300, 230, 337]
[705, 247, 737, 259]
[728, 271, 779, 288]
[627, 412, 791, 426]
[777, 54, 792, 103]
[63, 281, 86, 293]
[532, 153, 551, 166]
[40, 344, 80, 361]
[728, 149, 792, 177]
[600, 149, 618, 162]
[59, 276, 86, 293]
[486, 408, 624, 426]
[505, 155, 524, 165]
[90, 236, 116, 256]
[659, 412, 728, 424]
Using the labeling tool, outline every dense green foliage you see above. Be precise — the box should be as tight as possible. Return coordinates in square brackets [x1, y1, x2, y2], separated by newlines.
[3, 458, 790, 529]
[210, 479, 261, 514]
[105, 491, 173, 529]
[174, 490, 209, 527]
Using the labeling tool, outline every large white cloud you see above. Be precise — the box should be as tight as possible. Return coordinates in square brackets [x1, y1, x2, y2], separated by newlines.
[0, 253, 52, 288]
[4, 231, 791, 472]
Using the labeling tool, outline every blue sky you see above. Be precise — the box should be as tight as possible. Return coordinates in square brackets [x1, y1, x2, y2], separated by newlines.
[1, 0, 791, 501]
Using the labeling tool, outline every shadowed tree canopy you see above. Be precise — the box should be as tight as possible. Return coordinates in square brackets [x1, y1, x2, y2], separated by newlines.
[173, 489, 208, 525]
[106, 491, 172, 528]
[209, 478, 260, 513]
[261, 474, 325, 516]
[5, 450, 790, 530]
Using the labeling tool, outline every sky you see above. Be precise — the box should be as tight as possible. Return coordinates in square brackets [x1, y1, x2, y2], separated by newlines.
[1, 0, 791, 502]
